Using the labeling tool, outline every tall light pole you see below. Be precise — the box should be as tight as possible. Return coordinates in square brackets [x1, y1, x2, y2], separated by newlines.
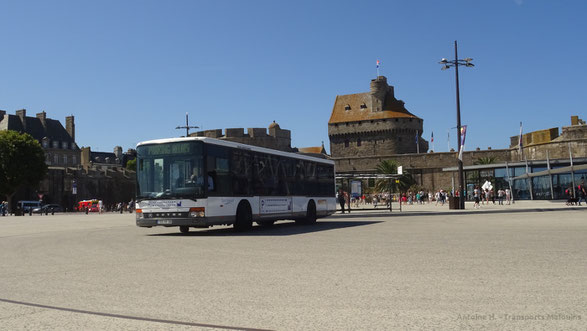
[176, 112, 199, 137]
[440, 40, 474, 209]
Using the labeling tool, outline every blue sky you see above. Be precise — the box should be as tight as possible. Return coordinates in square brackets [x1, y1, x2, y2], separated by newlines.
[1, 0, 585, 153]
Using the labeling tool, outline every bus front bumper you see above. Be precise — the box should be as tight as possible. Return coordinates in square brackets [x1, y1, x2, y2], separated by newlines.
[136, 214, 234, 228]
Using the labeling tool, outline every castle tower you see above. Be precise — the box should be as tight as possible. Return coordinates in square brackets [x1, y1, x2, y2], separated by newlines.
[328, 76, 428, 161]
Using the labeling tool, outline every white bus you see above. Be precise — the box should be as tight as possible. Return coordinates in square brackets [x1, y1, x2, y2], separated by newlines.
[135, 137, 336, 233]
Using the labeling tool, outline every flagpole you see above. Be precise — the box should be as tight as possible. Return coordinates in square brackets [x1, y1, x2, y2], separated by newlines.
[447, 129, 450, 152]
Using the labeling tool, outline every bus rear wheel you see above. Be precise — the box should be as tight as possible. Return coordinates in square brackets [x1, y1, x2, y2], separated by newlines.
[179, 226, 190, 234]
[234, 201, 253, 232]
[296, 200, 317, 225]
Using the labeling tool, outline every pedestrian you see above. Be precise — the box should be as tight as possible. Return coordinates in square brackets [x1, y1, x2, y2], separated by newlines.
[337, 189, 346, 213]
[473, 186, 480, 209]
[577, 181, 586, 206]
[505, 188, 511, 205]
[497, 189, 505, 205]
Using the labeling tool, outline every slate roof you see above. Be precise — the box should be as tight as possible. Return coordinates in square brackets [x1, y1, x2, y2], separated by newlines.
[298, 146, 326, 154]
[328, 90, 420, 124]
[0, 113, 75, 145]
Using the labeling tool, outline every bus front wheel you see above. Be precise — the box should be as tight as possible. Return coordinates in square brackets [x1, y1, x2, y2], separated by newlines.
[179, 226, 190, 234]
[234, 201, 253, 232]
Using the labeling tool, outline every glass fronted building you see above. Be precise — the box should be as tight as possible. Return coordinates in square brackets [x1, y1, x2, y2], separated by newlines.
[443, 158, 587, 200]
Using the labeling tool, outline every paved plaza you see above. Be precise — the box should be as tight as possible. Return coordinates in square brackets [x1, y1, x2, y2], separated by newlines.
[0, 202, 585, 330]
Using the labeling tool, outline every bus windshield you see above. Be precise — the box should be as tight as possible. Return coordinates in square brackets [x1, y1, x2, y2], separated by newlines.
[136, 141, 205, 200]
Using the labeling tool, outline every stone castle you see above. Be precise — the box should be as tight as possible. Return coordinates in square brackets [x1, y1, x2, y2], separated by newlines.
[190, 121, 295, 152]
[328, 76, 428, 157]
[327, 77, 587, 192]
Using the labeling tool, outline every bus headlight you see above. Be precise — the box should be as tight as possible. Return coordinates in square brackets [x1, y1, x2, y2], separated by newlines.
[136, 209, 144, 220]
[189, 207, 205, 218]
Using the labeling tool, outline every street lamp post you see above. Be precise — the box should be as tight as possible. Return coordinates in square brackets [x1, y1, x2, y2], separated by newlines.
[440, 40, 474, 209]
[176, 112, 199, 137]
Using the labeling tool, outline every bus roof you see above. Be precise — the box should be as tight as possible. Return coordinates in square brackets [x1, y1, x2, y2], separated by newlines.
[136, 137, 334, 165]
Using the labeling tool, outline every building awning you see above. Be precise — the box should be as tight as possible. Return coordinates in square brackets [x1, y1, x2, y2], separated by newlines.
[513, 163, 587, 180]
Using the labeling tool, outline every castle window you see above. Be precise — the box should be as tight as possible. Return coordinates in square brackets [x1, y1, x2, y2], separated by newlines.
[360, 103, 367, 109]
[357, 138, 361, 147]
[344, 140, 349, 148]
[344, 104, 351, 111]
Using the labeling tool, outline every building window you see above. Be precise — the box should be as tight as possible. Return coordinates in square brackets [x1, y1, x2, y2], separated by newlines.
[344, 140, 349, 148]
[53, 141, 59, 149]
[62, 141, 68, 149]
[344, 104, 351, 111]
[395, 118, 399, 122]
[357, 138, 361, 147]
[72, 155, 77, 164]
[42, 140, 49, 148]
[63, 155, 68, 165]
[46, 154, 51, 165]
[360, 103, 367, 109]
[398, 137, 402, 142]
[54, 154, 59, 165]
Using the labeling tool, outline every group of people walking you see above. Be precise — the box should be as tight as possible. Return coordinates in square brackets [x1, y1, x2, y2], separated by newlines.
[472, 187, 513, 209]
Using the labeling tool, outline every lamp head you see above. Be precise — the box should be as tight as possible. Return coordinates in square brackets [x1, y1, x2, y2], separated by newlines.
[464, 58, 473, 62]
[441, 65, 450, 70]
[439, 58, 448, 64]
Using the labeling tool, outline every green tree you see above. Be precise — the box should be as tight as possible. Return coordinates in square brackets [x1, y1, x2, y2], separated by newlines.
[374, 159, 416, 193]
[126, 158, 137, 171]
[0, 131, 48, 213]
[474, 156, 496, 165]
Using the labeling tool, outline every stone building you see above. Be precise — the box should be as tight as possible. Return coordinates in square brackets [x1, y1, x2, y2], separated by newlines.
[81, 146, 136, 170]
[0, 109, 80, 167]
[1, 109, 135, 210]
[328, 76, 429, 158]
[190, 121, 295, 152]
[325, 77, 587, 199]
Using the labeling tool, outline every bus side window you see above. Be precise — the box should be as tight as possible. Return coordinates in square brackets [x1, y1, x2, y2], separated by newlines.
[231, 150, 252, 196]
[206, 145, 231, 196]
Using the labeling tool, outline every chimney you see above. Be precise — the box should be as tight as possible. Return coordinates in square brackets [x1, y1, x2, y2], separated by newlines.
[16, 109, 27, 130]
[66, 115, 75, 142]
[114, 146, 123, 159]
[36, 111, 47, 127]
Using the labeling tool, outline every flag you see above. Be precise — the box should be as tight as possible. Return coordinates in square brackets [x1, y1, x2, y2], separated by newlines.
[431, 131, 434, 143]
[376, 59, 380, 68]
[518, 122, 523, 154]
[458, 125, 467, 161]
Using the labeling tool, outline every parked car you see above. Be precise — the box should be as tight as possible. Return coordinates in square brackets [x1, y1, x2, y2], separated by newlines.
[33, 204, 63, 214]
[17, 200, 42, 213]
